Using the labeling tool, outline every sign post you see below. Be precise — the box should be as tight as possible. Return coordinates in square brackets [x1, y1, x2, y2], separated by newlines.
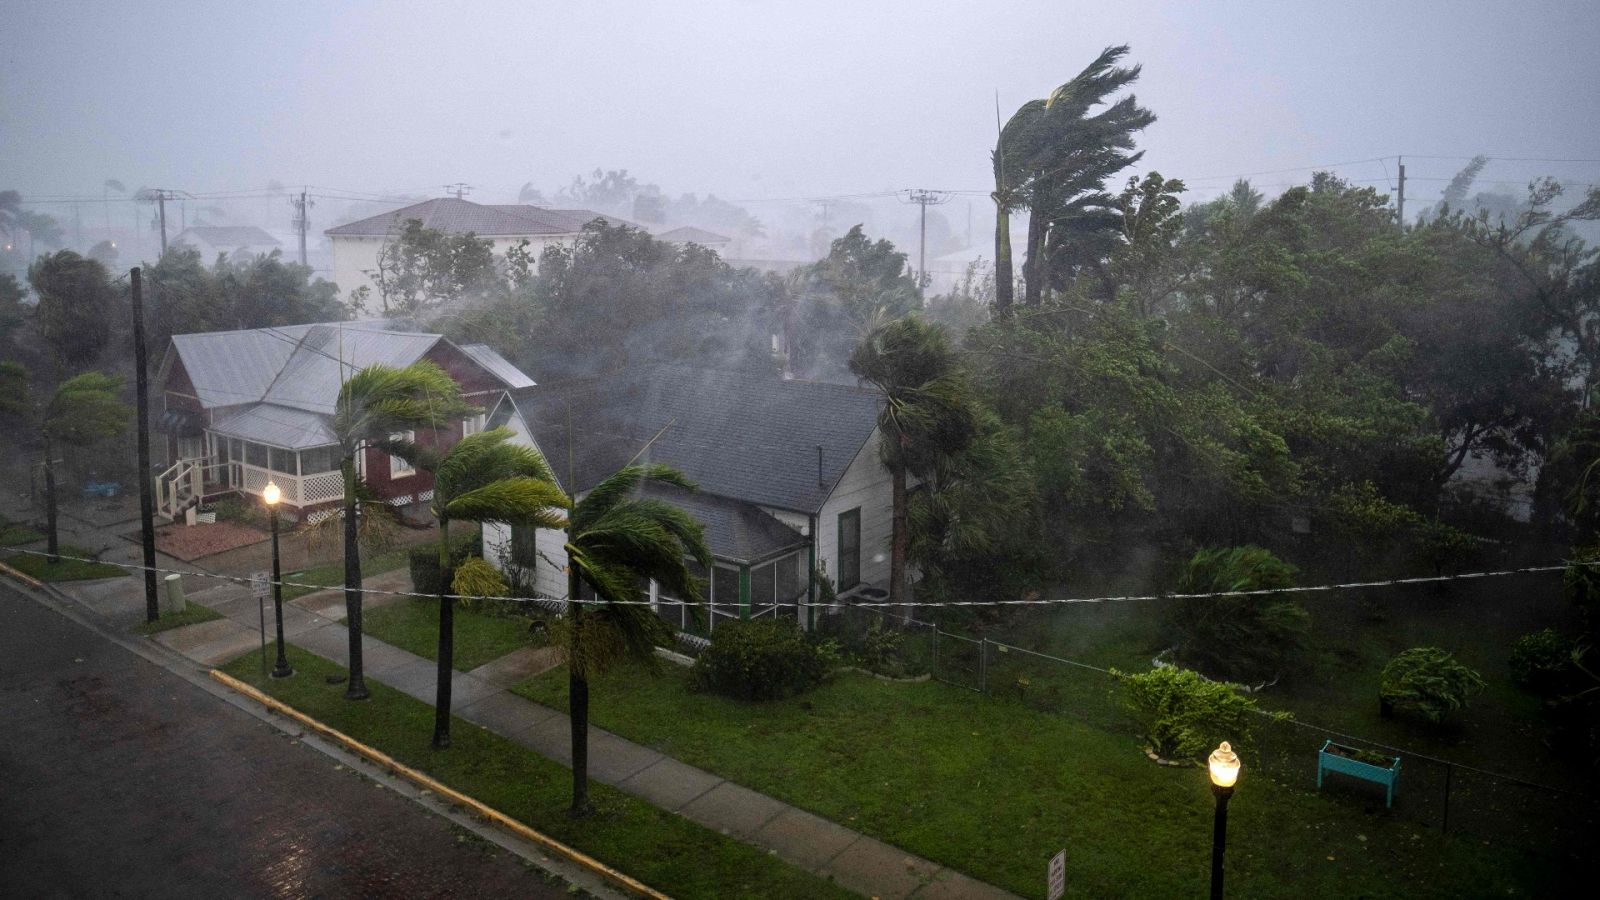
[251, 571, 270, 678]
[1048, 849, 1066, 900]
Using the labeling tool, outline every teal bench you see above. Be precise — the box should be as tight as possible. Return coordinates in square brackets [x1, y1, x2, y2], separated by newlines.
[1317, 739, 1401, 808]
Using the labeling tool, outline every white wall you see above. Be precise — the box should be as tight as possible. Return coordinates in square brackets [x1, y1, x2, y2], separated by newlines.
[815, 427, 894, 595]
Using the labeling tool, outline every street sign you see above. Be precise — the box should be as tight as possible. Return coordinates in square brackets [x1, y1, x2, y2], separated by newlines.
[250, 571, 270, 600]
[1048, 849, 1066, 900]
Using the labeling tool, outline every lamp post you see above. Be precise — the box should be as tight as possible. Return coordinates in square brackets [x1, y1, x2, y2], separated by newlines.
[1208, 741, 1241, 900]
[263, 481, 294, 679]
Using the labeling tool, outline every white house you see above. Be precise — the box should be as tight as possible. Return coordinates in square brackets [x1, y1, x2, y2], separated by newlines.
[171, 225, 282, 262]
[482, 364, 894, 634]
[324, 197, 634, 300]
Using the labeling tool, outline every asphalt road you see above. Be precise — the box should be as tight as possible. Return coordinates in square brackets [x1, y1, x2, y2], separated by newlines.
[0, 584, 575, 899]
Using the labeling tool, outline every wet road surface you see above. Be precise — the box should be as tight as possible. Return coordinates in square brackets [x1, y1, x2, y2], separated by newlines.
[0, 585, 575, 899]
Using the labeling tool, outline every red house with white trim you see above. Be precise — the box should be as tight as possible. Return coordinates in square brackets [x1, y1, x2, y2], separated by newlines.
[154, 321, 534, 523]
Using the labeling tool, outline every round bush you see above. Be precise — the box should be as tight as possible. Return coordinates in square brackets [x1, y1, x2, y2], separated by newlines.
[691, 619, 830, 701]
[1380, 647, 1485, 723]
[1509, 629, 1577, 694]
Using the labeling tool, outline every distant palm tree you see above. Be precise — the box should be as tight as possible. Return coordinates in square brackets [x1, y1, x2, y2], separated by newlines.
[992, 45, 1154, 312]
[331, 361, 473, 699]
[850, 315, 977, 612]
[560, 463, 710, 816]
[410, 427, 567, 748]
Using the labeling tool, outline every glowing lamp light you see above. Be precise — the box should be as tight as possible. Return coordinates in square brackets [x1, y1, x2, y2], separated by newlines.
[262, 480, 282, 507]
[1209, 741, 1241, 789]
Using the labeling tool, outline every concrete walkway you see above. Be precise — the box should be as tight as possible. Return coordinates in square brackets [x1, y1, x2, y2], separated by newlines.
[147, 580, 1016, 900]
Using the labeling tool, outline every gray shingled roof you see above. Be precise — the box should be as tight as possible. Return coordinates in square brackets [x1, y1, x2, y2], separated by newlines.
[324, 198, 631, 237]
[509, 365, 883, 514]
[657, 226, 731, 245]
[643, 483, 806, 564]
[460, 344, 536, 390]
[174, 225, 281, 248]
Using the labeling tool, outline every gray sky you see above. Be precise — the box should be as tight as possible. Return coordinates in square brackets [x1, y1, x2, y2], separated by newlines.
[5, 0, 1599, 217]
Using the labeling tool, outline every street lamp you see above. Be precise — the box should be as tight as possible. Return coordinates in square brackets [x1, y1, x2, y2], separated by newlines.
[1208, 741, 1241, 900]
[262, 481, 293, 679]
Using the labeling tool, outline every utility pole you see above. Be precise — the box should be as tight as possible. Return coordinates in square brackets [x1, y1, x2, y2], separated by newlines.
[292, 190, 313, 265]
[157, 192, 168, 255]
[131, 267, 160, 624]
[1396, 156, 1407, 231]
[902, 189, 951, 290]
[445, 182, 472, 200]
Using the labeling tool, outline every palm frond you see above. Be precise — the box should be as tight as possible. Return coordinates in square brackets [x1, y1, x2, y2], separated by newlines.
[572, 462, 696, 531]
[445, 476, 570, 527]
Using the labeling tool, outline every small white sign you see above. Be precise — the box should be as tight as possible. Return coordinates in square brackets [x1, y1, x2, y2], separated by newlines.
[1048, 849, 1066, 900]
[250, 571, 270, 600]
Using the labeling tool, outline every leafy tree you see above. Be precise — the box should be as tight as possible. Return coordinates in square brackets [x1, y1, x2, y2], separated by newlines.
[0, 364, 127, 561]
[554, 463, 711, 816]
[143, 246, 346, 347]
[369, 219, 498, 319]
[331, 362, 475, 700]
[0, 272, 25, 344]
[404, 427, 567, 749]
[1165, 545, 1309, 684]
[849, 315, 978, 608]
[29, 250, 113, 368]
[1379, 647, 1485, 723]
[787, 226, 920, 377]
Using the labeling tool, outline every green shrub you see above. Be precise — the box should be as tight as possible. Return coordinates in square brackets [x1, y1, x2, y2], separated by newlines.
[1113, 665, 1274, 761]
[862, 618, 903, 674]
[1509, 629, 1578, 694]
[408, 531, 479, 596]
[1164, 545, 1310, 683]
[691, 619, 831, 701]
[1380, 647, 1486, 723]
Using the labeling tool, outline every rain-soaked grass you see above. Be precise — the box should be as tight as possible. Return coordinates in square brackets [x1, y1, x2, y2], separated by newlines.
[4, 545, 127, 581]
[514, 660, 1579, 899]
[280, 547, 410, 601]
[222, 646, 852, 900]
[355, 597, 535, 671]
[134, 603, 223, 635]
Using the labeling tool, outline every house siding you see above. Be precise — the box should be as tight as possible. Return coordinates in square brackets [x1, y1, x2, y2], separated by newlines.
[816, 427, 893, 594]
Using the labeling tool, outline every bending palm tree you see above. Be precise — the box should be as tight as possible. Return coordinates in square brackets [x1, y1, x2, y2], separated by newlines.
[850, 315, 977, 612]
[421, 427, 567, 749]
[332, 361, 473, 699]
[561, 463, 711, 817]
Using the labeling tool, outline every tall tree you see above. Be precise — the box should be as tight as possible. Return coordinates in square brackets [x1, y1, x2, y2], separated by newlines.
[331, 361, 474, 700]
[29, 250, 114, 368]
[369, 219, 498, 319]
[397, 428, 567, 749]
[559, 463, 711, 816]
[991, 45, 1154, 313]
[849, 315, 978, 610]
[0, 365, 128, 562]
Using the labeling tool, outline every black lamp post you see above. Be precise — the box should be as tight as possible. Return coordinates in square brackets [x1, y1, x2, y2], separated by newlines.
[264, 481, 294, 679]
[1207, 741, 1241, 900]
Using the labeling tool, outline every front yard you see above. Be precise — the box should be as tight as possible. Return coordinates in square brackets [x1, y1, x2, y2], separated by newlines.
[356, 597, 536, 671]
[221, 647, 852, 900]
[514, 661, 1576, 899]
[3, 544, 126, 582]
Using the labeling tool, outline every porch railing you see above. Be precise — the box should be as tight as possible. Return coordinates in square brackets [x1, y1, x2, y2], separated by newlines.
[238, 463, 344, 507]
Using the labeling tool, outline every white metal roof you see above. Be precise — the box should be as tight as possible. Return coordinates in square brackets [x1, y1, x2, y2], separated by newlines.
[459, 344, 536, 390]
[210, 403, 338, 449]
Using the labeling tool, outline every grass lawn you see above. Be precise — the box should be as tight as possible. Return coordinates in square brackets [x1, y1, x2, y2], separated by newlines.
[282, 547, 410, 601]
[358, 598, 534, 671]
[514, 662, 1577, 899]
[221, 647, 853, 900]
[134, 604, 224, 635]
[4, 545, 127, 581]
[0, 517, 45, 546]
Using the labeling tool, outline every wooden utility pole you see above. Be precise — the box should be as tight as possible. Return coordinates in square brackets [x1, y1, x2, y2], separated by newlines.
[131, 267, 160, 623]
[1396, 156, 1407, 230]
[903, 189, 950, 290]
[292, 190, 312, 265]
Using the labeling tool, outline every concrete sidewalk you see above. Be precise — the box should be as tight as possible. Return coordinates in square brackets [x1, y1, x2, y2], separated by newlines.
[153, 582, 1016, 900]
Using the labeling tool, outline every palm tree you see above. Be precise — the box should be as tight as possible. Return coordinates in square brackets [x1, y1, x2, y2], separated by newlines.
[0, 364, 128, 562]
[992, 45, 1154, 312]
[415, 427, 567, 749]
[560, 463, 711, 816]
[849, 315, 977, 613]
[331, 361, 473, 699]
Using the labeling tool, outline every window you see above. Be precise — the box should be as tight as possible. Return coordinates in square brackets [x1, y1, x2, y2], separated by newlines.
[776, 553, 801, 619]
[510, 524, 538, 570]
[462, 413, 487, 436]
[269, 447, 296, 475]
[751, 560, 777, 618]
[837, 508, 861, 590]
[389, 431, 415, 477]
[299, 446, 339, 474]
[246, 441, 268, 468]
[711, 565, 740, 630]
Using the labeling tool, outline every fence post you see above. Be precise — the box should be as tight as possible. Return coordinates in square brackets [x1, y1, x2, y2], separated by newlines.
[979, 637, 988, 693]
[931, 624, 939, 677]
[1442, 764, 1452, 833]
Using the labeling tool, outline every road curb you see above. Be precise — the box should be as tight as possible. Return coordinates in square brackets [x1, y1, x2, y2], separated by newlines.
[209, 670, 670, 900]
